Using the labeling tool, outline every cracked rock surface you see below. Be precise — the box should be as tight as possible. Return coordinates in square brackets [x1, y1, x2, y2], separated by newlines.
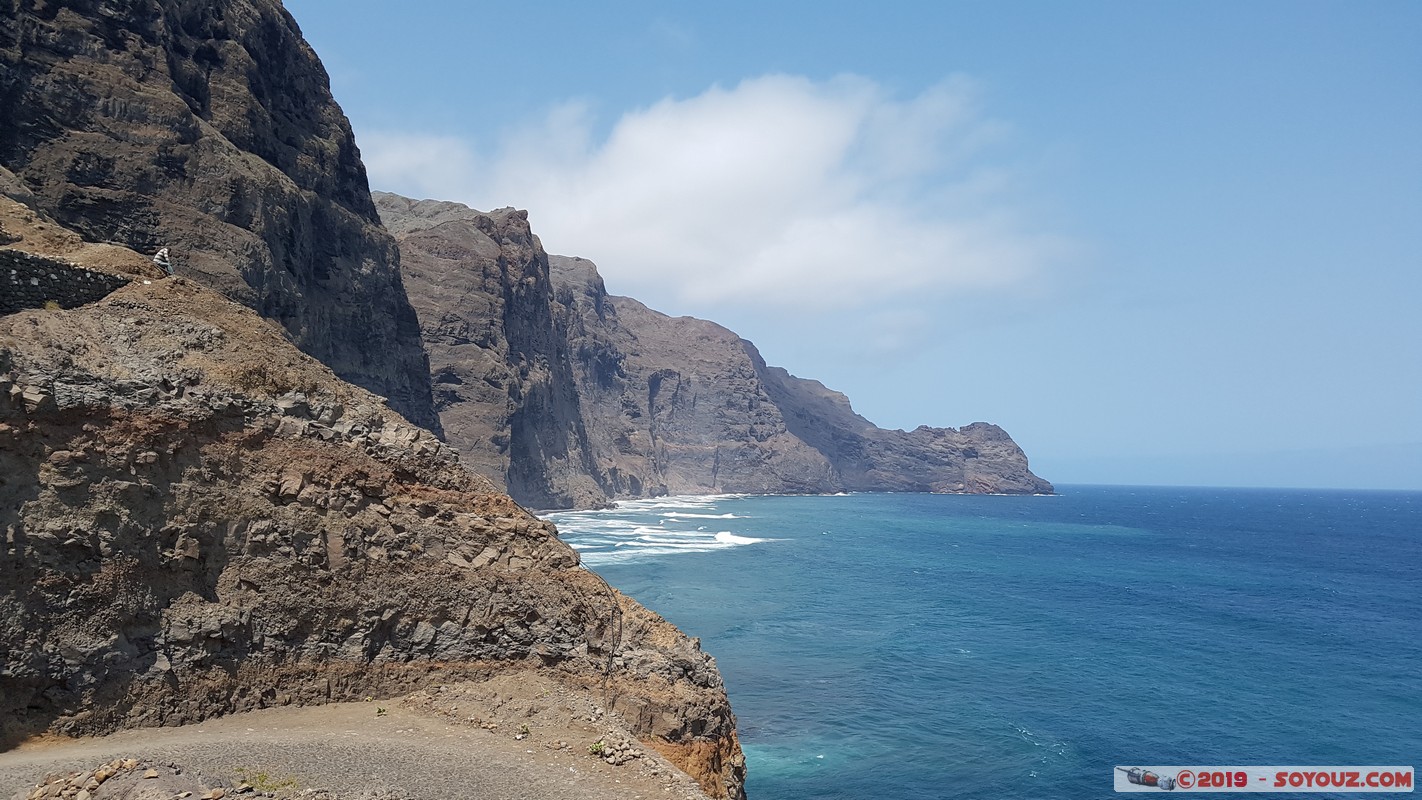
[0, 278, 744, 800]
[376, 194, 1052, 510]
[0, 0, 438, 432]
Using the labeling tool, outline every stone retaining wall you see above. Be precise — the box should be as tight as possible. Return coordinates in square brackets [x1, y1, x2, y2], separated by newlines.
[1, 248, 132, 315]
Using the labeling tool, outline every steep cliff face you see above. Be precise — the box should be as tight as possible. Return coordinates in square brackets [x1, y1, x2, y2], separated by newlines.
[376, 195, 854, 505]
[759, 364, 1055, 494]
[377, 191, 1049, 505]
[0, 0, 439, 432]
[373, 193, 607, 509]
[552, 256, 841, 498]
[551, 254, 1052, 498]
[0, 277, 745, 799]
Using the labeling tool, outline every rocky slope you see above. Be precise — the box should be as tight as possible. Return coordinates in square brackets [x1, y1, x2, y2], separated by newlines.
[0, 277, 744, 799]
[553, 256, 1052, 498]
[376, 193, 1050, 506]
[0, 0, 438, 432]
[372, 193, 605, 510]
[756, 364, 1055, 494]
[0, 3, 745, 796]
[551, 256, 843, 499]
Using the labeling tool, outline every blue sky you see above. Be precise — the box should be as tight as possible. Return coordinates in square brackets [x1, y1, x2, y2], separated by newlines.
[284, 0, 1422, 490]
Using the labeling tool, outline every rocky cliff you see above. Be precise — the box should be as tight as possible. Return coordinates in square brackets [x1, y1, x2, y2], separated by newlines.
[0, 277, 745, 799]
[0, 3, 749, 795]
[551, 256, 844, 499]
[372, 193, 606, 510]
[375, 194, 1049, 506]
[757, 365, 1055, 494]
[553, 255, 1053, 498]
[0, 0, 439, 432]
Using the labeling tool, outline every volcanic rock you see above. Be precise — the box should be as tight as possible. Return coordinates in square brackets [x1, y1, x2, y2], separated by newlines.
[378, 195, 1050, 508]
[550, 255, 841, 499]
[373, 194, 605, 509]
[0, 0, 438, 432]
[0, 277, 745, 799]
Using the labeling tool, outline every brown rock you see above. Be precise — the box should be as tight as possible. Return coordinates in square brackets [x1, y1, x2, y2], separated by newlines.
[0, 0, 439, 433]
[550, 252, 1052, 499]
[373, 194, 607, 509]
[0, 278, 744, 800]
[377, 194, 1050, 508]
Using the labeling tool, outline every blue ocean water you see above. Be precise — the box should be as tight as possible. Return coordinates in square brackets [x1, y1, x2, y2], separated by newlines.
[546, 487, 1422, 799]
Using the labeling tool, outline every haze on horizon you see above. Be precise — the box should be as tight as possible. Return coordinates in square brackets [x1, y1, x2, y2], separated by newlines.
[284, 0, 1421, 492]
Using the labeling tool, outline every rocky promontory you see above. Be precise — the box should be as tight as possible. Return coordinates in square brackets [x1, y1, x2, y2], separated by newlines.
[376, 195, 1051, 507]
[0, 278, 743, 798]
[551, 256, 843, 499]
[0, 0, 438, 432]
[1, 2, 747, 795]
[373, 194, 606, 510]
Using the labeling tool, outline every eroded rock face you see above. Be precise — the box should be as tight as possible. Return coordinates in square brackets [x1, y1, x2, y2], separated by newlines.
[380, 196, 1050, 508]
[373, 194, 606, 509]
[0, 0, 439, 432]
[0, 278, 745, 800]
[551, 256, 841, 499]
[551, 254, 1053, 499]
[758, 364, 1056, 495]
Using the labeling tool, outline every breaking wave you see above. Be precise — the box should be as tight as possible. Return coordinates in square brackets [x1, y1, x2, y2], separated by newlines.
[544, 494, 770, 566]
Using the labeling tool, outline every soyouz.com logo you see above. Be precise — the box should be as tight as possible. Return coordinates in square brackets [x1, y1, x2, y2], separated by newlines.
[1115, 766, 1414, 792]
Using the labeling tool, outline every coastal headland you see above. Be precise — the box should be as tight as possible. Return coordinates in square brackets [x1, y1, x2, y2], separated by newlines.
[0, 276, 744, 798]
[1, 0, 1047, 797]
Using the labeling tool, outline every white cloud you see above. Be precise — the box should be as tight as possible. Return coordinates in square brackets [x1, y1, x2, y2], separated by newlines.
[358, 132, 479, 204]
[359, 74, 1069, 315]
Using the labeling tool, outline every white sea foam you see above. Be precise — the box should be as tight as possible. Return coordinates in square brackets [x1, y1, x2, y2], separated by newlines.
[591, 493, 749, 513]
[714, 531, 767, 545]
[616, 540, 723, 550]
[550, 496, 772, 566]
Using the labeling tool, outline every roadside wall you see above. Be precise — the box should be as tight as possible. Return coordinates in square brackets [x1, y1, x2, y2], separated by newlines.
[1, 249, 131, 315]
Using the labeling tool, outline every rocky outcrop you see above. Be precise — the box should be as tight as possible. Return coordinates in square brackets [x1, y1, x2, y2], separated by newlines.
[373, 194, 605, 509]
[0, 0, 438, 432]
[0, 165, 162, 277]
[380, 196, 1050, 508]
[553, 255, 1051, 498]
[552, 256, 841, 499]
[760, 364, 1054, 494]
[377, 194, 842, 505]
[0, 278, 745, 799]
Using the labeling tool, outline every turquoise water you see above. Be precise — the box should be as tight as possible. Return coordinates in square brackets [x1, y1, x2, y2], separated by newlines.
[546, 487, 1422, 799]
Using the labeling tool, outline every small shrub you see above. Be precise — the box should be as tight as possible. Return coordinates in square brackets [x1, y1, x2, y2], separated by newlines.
[222, 363, 318, 396]
[42, 300, 60, 311]
[233, 768, 297, 792]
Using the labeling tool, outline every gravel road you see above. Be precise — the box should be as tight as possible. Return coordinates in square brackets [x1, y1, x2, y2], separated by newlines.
[1, 701, 709, 800]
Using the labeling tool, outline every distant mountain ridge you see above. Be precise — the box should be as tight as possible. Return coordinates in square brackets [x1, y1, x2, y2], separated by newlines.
[376, 193, 1052, 509]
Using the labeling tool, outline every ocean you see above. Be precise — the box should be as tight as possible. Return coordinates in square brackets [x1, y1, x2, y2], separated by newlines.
[545, 487, 1422, 800]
